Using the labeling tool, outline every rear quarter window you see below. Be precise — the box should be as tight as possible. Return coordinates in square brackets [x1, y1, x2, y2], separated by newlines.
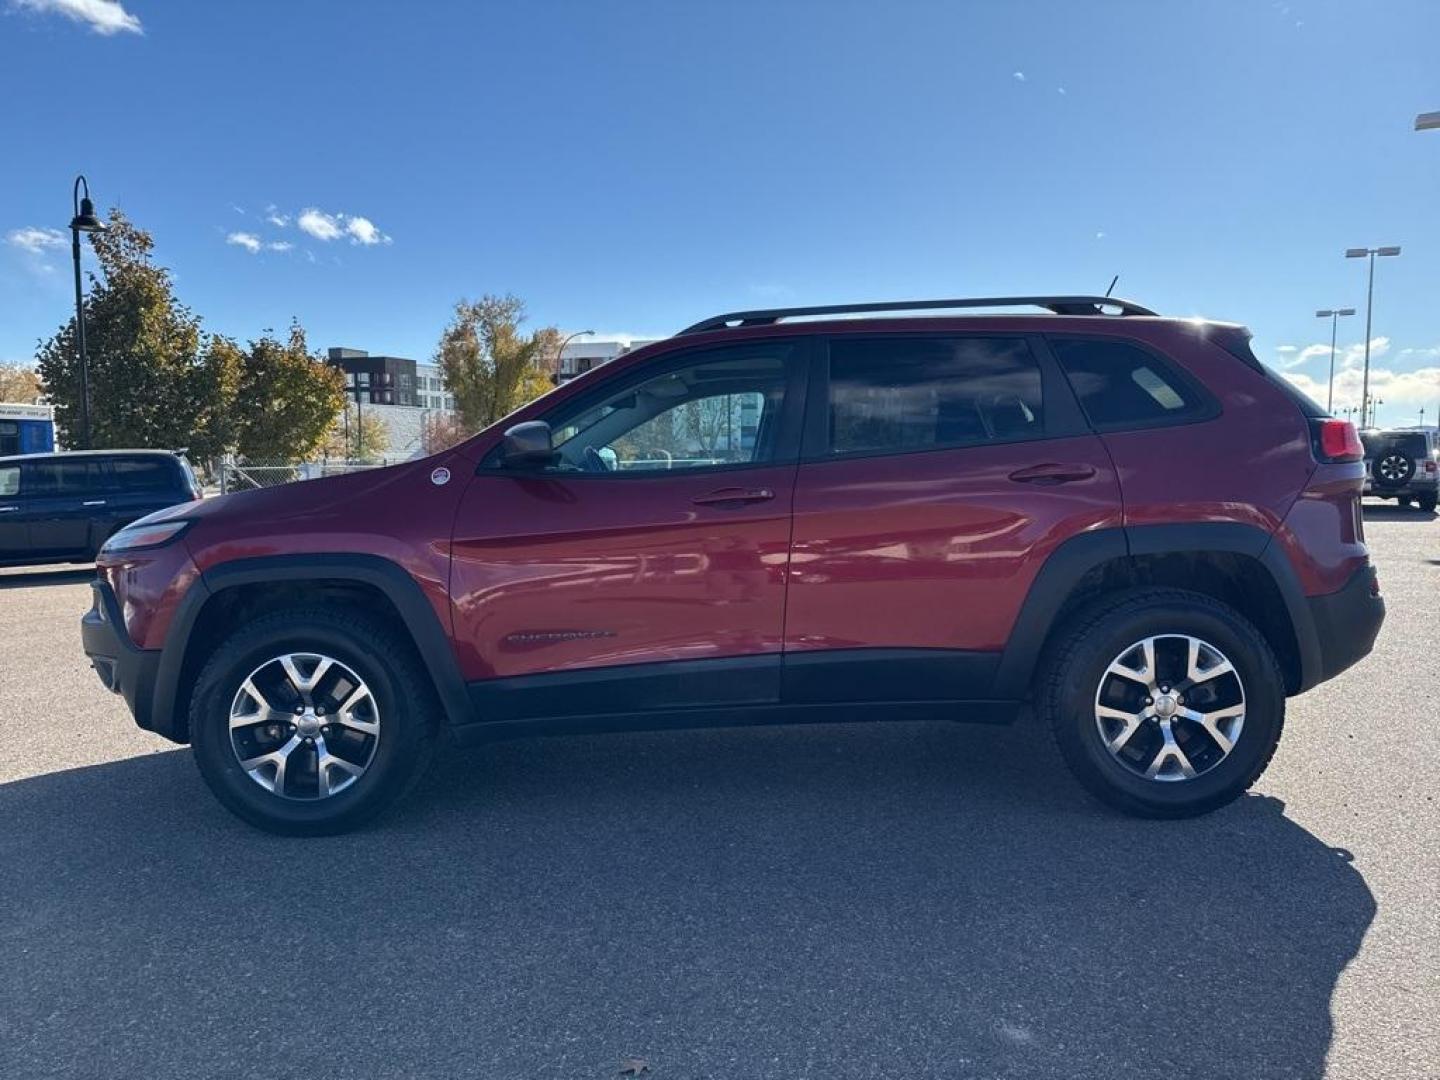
[108, 456, 184, 492]
[1048, 337, 1215, 430]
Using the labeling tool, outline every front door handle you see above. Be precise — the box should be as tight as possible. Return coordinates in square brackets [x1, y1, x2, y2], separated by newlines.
[1008, 463, 1098, 485]
[0, 506, 17, 513]
[83, 500, 107, 507]
[692, 487, 775, 507]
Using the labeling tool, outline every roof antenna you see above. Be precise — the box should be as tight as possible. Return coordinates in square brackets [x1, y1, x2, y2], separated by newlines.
[1104, 275, 1119, 298]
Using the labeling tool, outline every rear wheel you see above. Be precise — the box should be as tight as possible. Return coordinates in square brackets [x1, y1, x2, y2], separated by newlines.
[190, 607, 438, 835]
[1041, 590, 1284, 818]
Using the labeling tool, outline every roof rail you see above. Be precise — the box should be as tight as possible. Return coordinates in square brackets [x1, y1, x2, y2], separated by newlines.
[678, 295, 1158, 335]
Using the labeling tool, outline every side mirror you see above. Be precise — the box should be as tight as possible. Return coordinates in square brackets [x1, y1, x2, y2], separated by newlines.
[500, 421, 556, 469]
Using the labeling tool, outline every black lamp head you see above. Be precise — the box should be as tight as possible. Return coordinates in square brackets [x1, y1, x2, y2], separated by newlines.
[70, 196, 106, 233]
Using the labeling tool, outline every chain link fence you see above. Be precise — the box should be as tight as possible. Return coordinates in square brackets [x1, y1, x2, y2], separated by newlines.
[217, 454, 415, 493]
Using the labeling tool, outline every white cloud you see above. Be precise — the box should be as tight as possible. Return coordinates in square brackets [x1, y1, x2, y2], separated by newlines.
[297, 208, 343, 242]
[1012, 71, 1026, 81]
[1094, 231, 1105, 240]
[6, 226, 66, 254]
[1399, 346, 1440, 362]
[226, 232, 262, 254]
[344, 215, 390, 246]
[9, 0, 140, 35]
[296, 207, 390, 246]
[264, 205, 290, 228]
[267, 240, 294, 252]
[1277, 336, 1390, 371]
[1284, 365, 1440, 415]
[1057, 86, 1067, 95]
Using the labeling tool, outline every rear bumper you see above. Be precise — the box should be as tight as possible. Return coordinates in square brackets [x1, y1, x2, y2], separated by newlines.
[81, 580, 164, 736]
[1306, 564, 1385, 685]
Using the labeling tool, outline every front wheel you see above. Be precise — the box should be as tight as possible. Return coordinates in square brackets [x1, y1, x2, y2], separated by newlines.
[190, 607, 438, 835]
[1041, 590, 1285, 818]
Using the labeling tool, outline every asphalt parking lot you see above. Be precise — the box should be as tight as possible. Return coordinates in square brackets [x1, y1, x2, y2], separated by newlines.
[0, 505, 1435, 1080]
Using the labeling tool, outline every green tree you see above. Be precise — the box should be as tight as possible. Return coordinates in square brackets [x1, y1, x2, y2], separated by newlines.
[34, 210, 234, 457]
[434, 295, 557, 431]
[232, 323, 346, 461]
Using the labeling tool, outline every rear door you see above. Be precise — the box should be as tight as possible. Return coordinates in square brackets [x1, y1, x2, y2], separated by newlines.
[24, 457, 110, 559]
[783, 332, 1122, 702]
[0, 463, 27, 559]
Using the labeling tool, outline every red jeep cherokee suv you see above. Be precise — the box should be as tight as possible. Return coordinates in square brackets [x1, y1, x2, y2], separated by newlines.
[81, 295, 1384, 834]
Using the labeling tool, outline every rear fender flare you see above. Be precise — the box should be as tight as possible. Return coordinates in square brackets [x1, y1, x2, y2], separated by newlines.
[992, 524, 1321, 698]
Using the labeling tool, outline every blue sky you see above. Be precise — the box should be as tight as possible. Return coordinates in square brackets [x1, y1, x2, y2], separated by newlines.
[3, 0, 1438, 424]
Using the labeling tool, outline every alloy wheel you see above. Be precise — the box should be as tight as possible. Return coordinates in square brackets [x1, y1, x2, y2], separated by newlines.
[1376, 452, 1411, 485]
[1094, 635, 1246, 782]
[228, 652, 380, 800]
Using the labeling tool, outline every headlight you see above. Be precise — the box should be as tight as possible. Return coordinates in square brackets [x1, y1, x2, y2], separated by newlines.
[100, 520, 192, 555]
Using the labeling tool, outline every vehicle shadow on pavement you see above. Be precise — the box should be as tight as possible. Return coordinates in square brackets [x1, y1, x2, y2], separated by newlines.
[0, 567, 94, 589]
[0, 720, 1373, 1080]
[1361, 504, 1437, 522]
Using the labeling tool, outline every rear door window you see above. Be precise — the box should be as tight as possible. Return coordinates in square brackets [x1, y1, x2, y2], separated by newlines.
[0, 465, 18, 497]
[22, 459, 108, 496]
[825, 337, 1045, 456]
[1049, 338, 1214, 429]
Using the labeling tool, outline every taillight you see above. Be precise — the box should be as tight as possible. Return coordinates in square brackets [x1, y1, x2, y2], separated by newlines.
[1426, 460, 1438, 474]
[1311, 418, 1363, 463]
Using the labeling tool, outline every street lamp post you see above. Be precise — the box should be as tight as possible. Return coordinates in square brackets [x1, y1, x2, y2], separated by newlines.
[1344, 245, 1401, 428]
[69, 175, 107, 450]
[1315, 307, 1355, 414]
[551, 329, 595, 384]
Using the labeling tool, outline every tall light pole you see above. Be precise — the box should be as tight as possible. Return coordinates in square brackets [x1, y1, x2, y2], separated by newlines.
[1344, 245, 1401, 428]
[69, 175, 107, 450]
[1315, 307, 1355, 414]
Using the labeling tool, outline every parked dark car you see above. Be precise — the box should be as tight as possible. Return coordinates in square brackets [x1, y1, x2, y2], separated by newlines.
[0, 449, 201, 567]
[81, 295, 1384, 835]
[1360, 428, 1438, 511]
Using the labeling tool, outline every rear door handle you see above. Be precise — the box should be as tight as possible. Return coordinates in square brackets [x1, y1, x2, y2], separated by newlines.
[0, 506, 17, 513]
[1008, 463, 1098, 485]
[83, 500, 107, 507]
[692, 487, 775, 507]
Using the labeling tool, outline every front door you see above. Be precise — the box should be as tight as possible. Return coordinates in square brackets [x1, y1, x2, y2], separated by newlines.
[783, 332, 1123, 702]
[0, 463, 27, 559]
[450, 339, 807, 721]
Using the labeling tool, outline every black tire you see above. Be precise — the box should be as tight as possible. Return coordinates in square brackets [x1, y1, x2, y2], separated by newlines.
[1418, 492, 1437, 513]
[1040, 589, 1285, 819]
[1397, 496, 1413, 508]
[190, 607, 439, 835]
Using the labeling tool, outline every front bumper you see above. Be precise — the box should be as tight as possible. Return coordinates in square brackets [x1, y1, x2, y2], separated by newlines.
[81, 580, 163, 735]
[1306, 564, 1385, 685]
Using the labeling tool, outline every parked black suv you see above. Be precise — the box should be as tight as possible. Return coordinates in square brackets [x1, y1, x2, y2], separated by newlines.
[1361, 428, 1439, 511]
[0, 450, 201, 567]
